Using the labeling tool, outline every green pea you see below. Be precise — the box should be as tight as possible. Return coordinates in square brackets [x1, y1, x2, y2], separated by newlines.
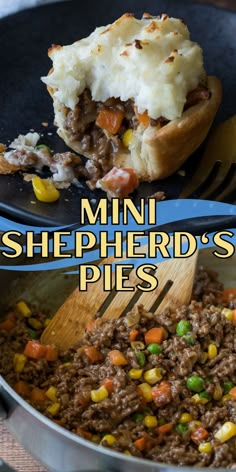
[136, 352, 146, 368]
[176, 320, 191, 337]
[158, 418, 167, 426]
[183, 335, 195, 346]
[199, 391, 211, 401]
[186, 375, 205, 393]
[36, 144, 52, 154]
[176, 424, 188, 435]
[132, 413, 144, 423]
[147, 343, 162, 355]
[223, 381, 235, 394]
[28, 328, 39, 340]
[62, 356, 71, 363]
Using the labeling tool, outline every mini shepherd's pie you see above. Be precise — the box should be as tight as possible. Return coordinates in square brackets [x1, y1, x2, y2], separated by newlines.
[42, 13, 222, 192]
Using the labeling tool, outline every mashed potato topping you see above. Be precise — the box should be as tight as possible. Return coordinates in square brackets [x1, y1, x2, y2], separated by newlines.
[42, 14, 205, 121]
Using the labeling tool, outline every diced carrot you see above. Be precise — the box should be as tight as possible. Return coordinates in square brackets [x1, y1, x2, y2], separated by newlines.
[100, 167, 139, 199]
[0, 318, 15, 332]
[86, 320, 95, 333]
[30, 387, 47, 402]
[232, 310, 236, 327]
[108, 350, 128, 366]
[76, 428, 93, 440]
[134, 436, 147, 451]
[136, 110, 151, 127]
[14, 381, 31, 398]
[157, 423, 173, 434]
[101, 378, 114, 394]
[45, 344, 58, 362]
[191, 426, 209, 444]
[221, 288, 236, 303]
[129, 329, 139, 343]
[229, 387, 236, 399]
[84, 346, 103, 363]
[96, 108, 125, 135]
[6, 311, 16, 322]
[152, 381, 172, 407]
[24, 340, 47, 359]
[145, 327, 165, 345]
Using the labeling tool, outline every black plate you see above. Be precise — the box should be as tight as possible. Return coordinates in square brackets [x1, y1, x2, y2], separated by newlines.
[0, 0, 235, 225]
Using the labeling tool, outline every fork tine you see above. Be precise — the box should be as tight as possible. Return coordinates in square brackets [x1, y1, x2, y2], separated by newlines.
[179, 155, 220, 198]
[215, 167, 236, 201]
[197, 160, 232, 199]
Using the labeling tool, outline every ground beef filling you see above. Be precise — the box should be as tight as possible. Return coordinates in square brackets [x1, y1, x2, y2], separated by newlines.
[2, 267, 235, 468]
[64, 90, 139, 185]
[64, 84, 210, 185]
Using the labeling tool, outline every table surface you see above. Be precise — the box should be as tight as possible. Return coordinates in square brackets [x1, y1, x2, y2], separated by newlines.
[0, 0, 235, 471]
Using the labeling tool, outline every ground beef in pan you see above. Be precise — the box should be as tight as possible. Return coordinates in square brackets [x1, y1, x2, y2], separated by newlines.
[1, 268, 236, 468]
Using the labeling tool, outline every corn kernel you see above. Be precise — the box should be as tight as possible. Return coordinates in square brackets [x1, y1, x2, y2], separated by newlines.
[91, 385, 108, 403]
[199, 352, 208, 364]
[28, 318, 42, 330]
[122, 129, 134, 148]
[191, 394, 208, 405]
[44, 318, 51, 328]
[32, 176, 60, 203]
[198, 442, 213, 454]
[138, 383, 153, 402]
[144, 368, 164, 385]
[129, 369, 143, 380]
[179, 413, 193, 424]
[208, 344, 217, 359]
[189, 421, 202, 432]
[46, 386, 57, 402]
[13, 354, 27, 373]
[92, 435, 100, 443]
[215, 422, 236, 443]
[47, 402, 60, 416]
[124, 450, 132, 455]
[16, 301, 31, 318]
[222, 394, 232, 403]
[101, 434, 116, 446]
[213, 385, 223, 401]
[143, 415, 158, 428]
[222, 308, 233, 321]
[131, 341, 145, 350]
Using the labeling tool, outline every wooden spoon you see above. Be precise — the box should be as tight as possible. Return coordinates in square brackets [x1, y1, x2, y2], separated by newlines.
[41, 250, 198, 350]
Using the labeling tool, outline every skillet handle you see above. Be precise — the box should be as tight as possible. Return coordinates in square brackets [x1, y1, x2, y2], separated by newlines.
[0, 461, 16, 472]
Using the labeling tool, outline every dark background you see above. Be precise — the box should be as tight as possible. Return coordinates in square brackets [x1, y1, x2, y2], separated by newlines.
[0, 0, 235, 225]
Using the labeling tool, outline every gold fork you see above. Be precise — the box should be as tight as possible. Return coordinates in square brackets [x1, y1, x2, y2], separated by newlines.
[180, 115, 236, 201]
